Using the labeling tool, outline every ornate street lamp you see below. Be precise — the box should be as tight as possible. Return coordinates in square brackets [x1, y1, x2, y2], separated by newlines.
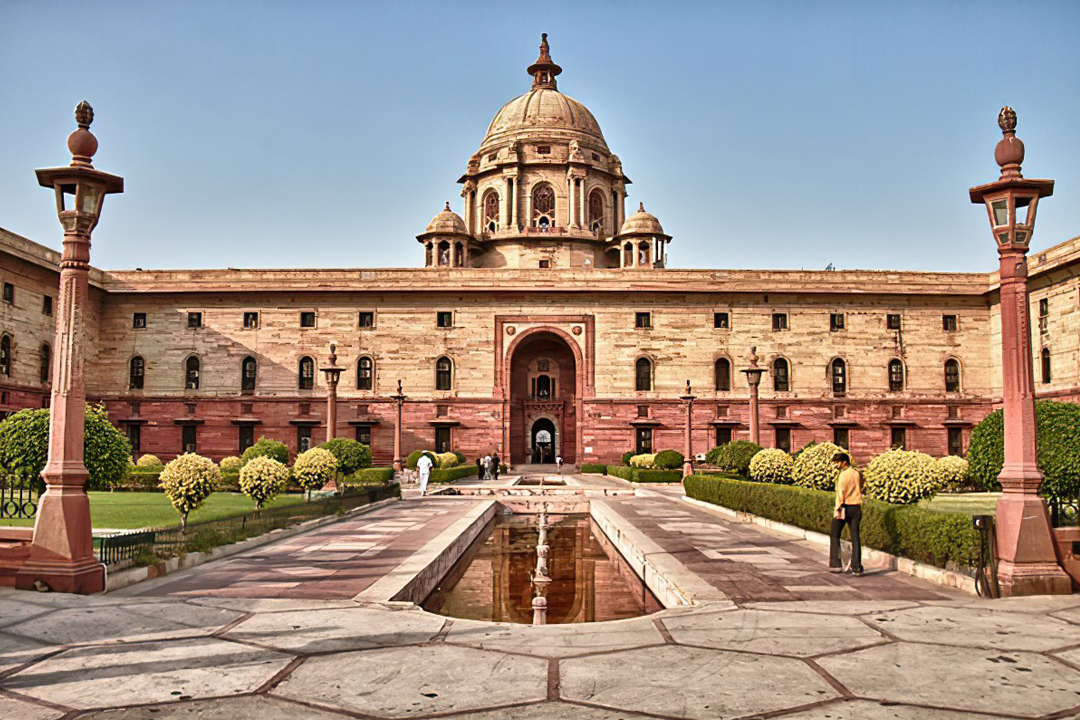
[680, 380, 696, 477]
[320, 342, 343, 444]
[391, 379, 407, 474]
[741, 347, 765, 446]
[17, 102, 123, 594]
[968, 107, 1069, 596]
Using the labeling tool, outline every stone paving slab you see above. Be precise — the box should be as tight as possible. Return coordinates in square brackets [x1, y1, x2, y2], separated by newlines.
[865, 604, 1080, 652]
[445, 702, 655, 719]
[773, 699, 986, 719]
[446, 615, 665, 657]
[76, 695, 348, 719]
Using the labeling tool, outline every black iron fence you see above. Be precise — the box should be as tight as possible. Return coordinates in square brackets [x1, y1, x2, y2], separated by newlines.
[97, 484, 399, 567]
[1049, 496, 1079, 528]
[0, 471, 43, 520]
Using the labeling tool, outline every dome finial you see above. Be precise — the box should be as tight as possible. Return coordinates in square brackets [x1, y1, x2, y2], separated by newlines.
[527, 33, 562, 91]
[638, 202, 645, 213]
[994, 105, 1024, 179]
[444, 201, 451, 211]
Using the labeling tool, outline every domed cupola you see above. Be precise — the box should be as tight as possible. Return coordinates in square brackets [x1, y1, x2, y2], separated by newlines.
[611, 203, 672, 268]
[417, 202, 475, 268]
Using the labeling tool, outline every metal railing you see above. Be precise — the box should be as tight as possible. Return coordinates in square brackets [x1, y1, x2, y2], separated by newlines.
[97, 484, 399, 567]
[1049, 496, 1079, 528]
[0, 471, 43, 520]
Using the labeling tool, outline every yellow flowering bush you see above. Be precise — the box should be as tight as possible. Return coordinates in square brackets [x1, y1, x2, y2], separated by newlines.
[792, 442, 843, 491]
[931, 455, 969, 492]
[218, 456, 242, 473]
[239, 456, 289, 509]
[159, 453, 220, 529]
[437, 452, 459, 469]
[749, 448, 794, 484]
[630, 453, 657, 469]
[137, 454, 163, 468]
[864, 449, 938, 504]
[292, 447, 339, 495]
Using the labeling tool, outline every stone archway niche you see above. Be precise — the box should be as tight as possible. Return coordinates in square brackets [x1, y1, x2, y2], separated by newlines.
[507, 330, 578, 464]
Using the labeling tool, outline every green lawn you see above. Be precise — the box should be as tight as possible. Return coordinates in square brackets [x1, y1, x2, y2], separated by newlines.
[919, 492, 1001, 516]
[0, 491, 306, 530]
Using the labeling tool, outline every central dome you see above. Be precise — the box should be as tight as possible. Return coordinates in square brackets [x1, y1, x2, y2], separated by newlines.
[480, 88, 607, 152]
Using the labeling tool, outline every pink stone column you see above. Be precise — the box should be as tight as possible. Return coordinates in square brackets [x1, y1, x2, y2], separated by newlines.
[391, 380, 406, 472]
[742, 347, 765, 446]
[321, 343, 342, 444]
[680, 381, 696, 477]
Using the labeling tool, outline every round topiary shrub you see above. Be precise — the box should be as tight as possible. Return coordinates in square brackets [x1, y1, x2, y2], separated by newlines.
[136, 454, 163, 469]
[621, 451, 635, 466]
[932, 455, 969, 492]
[318, 438, 371, 475]
[0, 404, 131, 490]
[967, 400, 1080, 499]
[437, 452, 459, 469]
[405, 450, 424, 469]
[792, 441, 844, 491]
[630, 453, 656, 469]
[241, 436, 289, 466]
[714, 441, 762, 477]
[292, 447, 339, 497]
[452, 450, 467, 465]
[218, 456, 242, 474]
[749, 448, 794, 484]
[159, 453, 220, 529]
[864, 449, 937, 504]
[239, 456, 289, 509]
[704, 446, 724, 466]
[654, 449, 684, 470]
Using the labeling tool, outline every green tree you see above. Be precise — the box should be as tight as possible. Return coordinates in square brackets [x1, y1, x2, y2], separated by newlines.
[318, 438, 371, 475]
[0, 404, 131, 490]
[292, 447, 339, 499]
[241, 436, 289, 466]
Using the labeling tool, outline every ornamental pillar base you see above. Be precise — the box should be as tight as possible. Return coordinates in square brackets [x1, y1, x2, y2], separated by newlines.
[995, 491, 1071, 597]
[15, 476, 103, 595]
[682, 461, 693, 478]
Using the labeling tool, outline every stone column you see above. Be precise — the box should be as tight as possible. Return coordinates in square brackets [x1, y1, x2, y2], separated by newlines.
[321, 343, 342, 444]
[392, 380, 406, 473]
[741, 347, 765, 446]
[680, 381, 696, 478]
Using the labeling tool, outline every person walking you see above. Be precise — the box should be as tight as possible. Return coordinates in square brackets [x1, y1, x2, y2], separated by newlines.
[482, 454, 492, 481]
[829, 451, 864, 576]
[416, 452, 434, 497]
[556, 454, 563, 474]
[492, 451, 501, 480]
[476, 456, 483, 479]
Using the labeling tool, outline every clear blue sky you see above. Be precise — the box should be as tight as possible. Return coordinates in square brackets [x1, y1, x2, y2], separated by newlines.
[1, 0, 1078, 272]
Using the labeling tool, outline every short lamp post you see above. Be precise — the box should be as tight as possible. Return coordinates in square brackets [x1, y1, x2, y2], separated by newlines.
[741, 347, 765, 446]
[320, 342, 343, 444]
[680, 380, 696, 477]
[968, 106, 1070, 596]
[391, 380, 407, 473]
[17, 102, 123, 594]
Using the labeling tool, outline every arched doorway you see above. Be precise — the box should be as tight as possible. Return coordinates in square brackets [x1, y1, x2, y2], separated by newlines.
[507, 330, 578, 465]
[530, 418, 557, 464]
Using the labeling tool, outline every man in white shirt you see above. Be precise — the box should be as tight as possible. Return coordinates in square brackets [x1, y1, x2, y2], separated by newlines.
[416, 453, 434, 496]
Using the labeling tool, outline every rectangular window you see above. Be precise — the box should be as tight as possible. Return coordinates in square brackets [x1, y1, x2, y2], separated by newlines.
[775, 406, 787, 418]
[637, 405, 649, 418]
[437, 311, 453, 328]
[715, 405, 728, 417]
[635, 427, 653, 455]
[435, 426, 452, 453]
[181, 425, 197, 454]
[887, 314, 901, 330]
[125, 424, 141, 456]
[297, 426, 312, 452]
[714, 426, 732, 446]
[635, 312, 651, 329]
[243, 311, 259, 329]
[1039, 298, 1049, 317]
[538, 259, 551, 269]
[775, 427, 791, 453]
[300, 311, 316, 328]
[133, 312, 147, 329]
[358, 311, 375, 328]
[830, 313, 845, 332]
[2, 283, 13, 304]
[713, 312, 729, 329]
[42, 295, 53, 316]
[238, 425, 255, 454]
[942, 314, 958, 332]
[436, 404, 448, 417]
[833, 427, 849, 450]
[1038, 298, 1049, 334]
[187, 312, 202, 328]
[947, 427, 963, 456]
[355, 424, 372, 446]
[891, 426, 906, 450]
[772, 313, 788, 331]
[536, 145, 551, 155]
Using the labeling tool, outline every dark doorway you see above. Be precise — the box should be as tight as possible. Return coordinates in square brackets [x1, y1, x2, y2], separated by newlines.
[531, 418, 556, 464]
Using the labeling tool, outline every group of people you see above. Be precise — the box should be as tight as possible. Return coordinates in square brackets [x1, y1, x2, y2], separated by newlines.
[476, 452, 501, 482]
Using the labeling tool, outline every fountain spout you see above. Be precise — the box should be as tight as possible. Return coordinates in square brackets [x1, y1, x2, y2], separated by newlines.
[531, 502, 552, 625]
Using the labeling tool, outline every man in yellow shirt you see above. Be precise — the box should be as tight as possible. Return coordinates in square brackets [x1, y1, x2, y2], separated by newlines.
[830, 451, 864, 576]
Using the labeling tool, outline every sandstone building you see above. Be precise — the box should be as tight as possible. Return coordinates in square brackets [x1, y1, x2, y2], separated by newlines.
[2, 37, 1079, 467]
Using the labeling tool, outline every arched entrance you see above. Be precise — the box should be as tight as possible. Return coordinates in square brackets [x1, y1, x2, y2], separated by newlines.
[507, 330, 578, 465]
[530, 418, 557, 464]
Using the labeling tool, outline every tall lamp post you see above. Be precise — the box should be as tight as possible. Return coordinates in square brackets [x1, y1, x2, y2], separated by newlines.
[968, 107, 1070, 596]
[391, 380, 407, 474]
[16, 102, 123, 594]
[320, 342, 343, 443]
[741, 347, 765, 446]
[680, 380, 696, 477]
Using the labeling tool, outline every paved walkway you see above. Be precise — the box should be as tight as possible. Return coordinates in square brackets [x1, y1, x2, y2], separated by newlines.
[1, 480, 1079, 719]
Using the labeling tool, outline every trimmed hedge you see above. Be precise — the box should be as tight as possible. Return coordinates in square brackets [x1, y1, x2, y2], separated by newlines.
[621, 451, 635, 465]
[684, 474, 980, 571]
[654, 449, 685, 470]
[343, 467, 395, 485]
[605, 465, 682, 483]
[430, 465, 480, 483]
[579, 463, 607, 474]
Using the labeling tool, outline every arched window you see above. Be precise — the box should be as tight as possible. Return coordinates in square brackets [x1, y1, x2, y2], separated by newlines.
[298, 356, 315, 390]
[715, 358, 731, 391]
[638, 241, 651, 267]
[773, 358, 790, 392]
[888, 359, 904, 392]
[830, 358, 847, 396]
[40, 344, 50, 384]
[635, 357, 652, 391]
[0, 334, 10, 377]
[1041, 348, 1051, 384]
[944, 359, 961, 392]
[358, 356, 374, 391]
[435, 356, 453, 390]
[624, 243, 633, 267]
[532, 183, 556, 228]
[437, 240, 450, 267]
[185, 356, 200, 390]
[588, 189, 605, 233]
[129, 356, 145, 389]
[241, 356, 257, 392]
[454, 242, 464, 267]
[536, 374, 551, 399]
[482, 190, 500, 232]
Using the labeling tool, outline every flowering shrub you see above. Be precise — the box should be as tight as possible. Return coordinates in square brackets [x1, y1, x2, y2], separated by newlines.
[864, 449, 937, 504]
[437, 452, 459, 469]
[159, 453, 220, 529]
[218, 456, 242, 473]
[931, 455, 969, 492]
[792, 441, 843, 491]
[239, 456, 289, 509]
[137, 454, 163, 469]
[629, 453, 657, 469]
[713, 441, 762, 477]
[292, 448, 339, 496]
[241, 436, 289, 466]
[654, 449, 685, 470]
[749, 448, 794, 484]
